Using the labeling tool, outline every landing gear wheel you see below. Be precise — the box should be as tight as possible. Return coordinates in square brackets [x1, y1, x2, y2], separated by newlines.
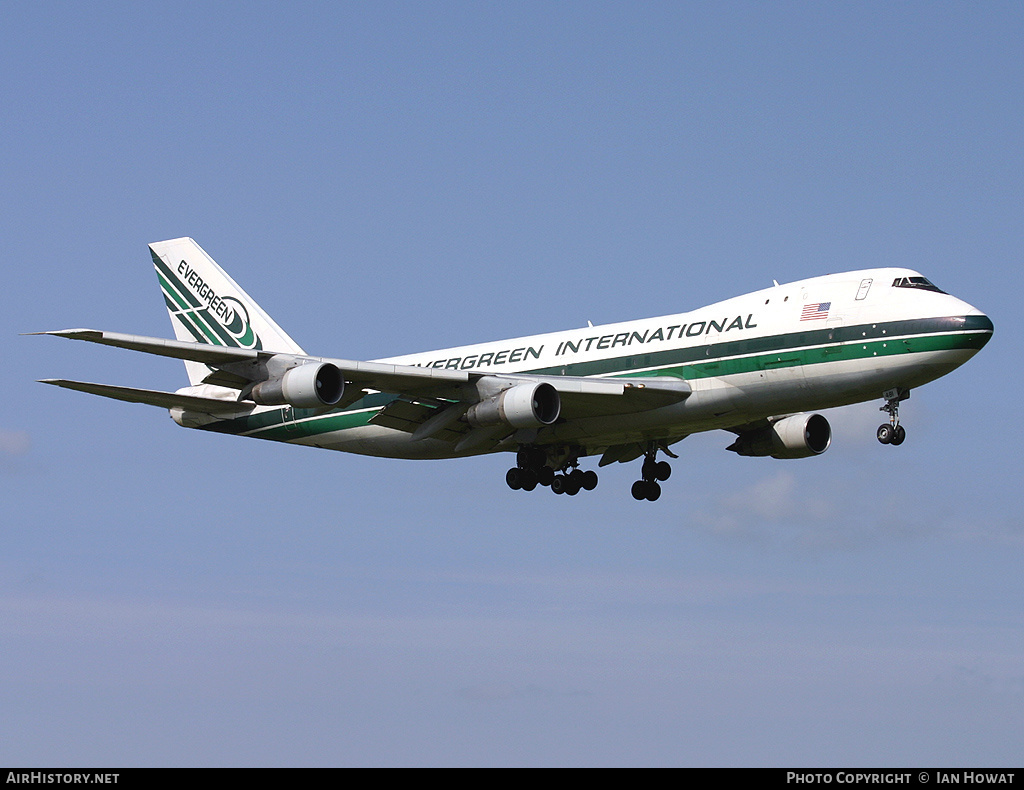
[512, 444, 599, 496]
[878, 388, 910, 447]
[631, 480, 662, 501]
[510, 446, 557, 492]
[635, 443, 671, 500]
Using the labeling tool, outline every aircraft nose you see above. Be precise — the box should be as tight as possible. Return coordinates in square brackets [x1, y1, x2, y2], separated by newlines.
[963, 304, 994, 349]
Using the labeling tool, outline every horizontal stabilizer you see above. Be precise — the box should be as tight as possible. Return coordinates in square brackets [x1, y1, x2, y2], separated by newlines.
[39, 379, 255, 415]
[30, 329, 258, 365]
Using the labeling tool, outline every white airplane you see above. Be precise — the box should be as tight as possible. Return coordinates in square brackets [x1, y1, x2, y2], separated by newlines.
[36, 238, 993, 501]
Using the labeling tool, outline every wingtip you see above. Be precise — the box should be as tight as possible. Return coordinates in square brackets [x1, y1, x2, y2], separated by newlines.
[24, 328, 101, 339]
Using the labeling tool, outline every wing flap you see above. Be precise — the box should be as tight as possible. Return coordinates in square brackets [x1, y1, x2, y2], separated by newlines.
[369, 399, 469, 442]
[326, 358, 471, 395]
[599, 443, 647, 466]
[546, 375, 690, 418]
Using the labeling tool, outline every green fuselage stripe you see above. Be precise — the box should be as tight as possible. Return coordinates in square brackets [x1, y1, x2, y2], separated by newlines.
[528, 315, 992, 378]
[193, 317, 991, 448]
[198, 316, 992, 442]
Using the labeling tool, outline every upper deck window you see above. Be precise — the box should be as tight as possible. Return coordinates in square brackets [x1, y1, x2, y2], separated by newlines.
[891, 276, 947, 294]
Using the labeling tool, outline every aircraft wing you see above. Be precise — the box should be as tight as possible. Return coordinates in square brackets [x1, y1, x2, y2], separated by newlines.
[367, 372, 691, 452]
[36, 329, 690, 440]
[32, 328, 472, 392]
[367, 373, 690, 451]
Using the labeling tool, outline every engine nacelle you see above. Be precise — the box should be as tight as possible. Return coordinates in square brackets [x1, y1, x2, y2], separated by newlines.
[465, 382, 561, 429]
[727, 413, 831, 459]
[250, 362, 345, 409]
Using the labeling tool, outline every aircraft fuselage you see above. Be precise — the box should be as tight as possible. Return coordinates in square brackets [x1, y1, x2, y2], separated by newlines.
[229, 267, 989, 460]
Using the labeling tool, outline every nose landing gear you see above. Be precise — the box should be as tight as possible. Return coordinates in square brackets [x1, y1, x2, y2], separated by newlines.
[877, 388, 909, 446]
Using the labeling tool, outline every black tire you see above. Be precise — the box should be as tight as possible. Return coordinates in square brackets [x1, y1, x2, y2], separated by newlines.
[631, 480, 647, 500]
[538, 465, 555, 486]
[891, 425, 906, 446]
[877, 424, 893, 444]
[645, 481, 662, 502]
[551, 475, 567, 495]
[506, 468, 522, 490]
[581, 470, 598, 491]
[654, 461, 672, 481]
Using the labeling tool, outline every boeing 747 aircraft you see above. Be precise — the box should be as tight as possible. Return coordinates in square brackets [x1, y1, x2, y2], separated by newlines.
[36, 238, 992, 500]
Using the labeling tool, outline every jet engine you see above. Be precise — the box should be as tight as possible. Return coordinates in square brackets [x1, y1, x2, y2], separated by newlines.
[465, 382, 561, 429]
[726, 413, 831, 459]
[250, 362, 345, 409]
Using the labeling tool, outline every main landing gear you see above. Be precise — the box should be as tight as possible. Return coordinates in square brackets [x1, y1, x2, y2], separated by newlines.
[507, 443, 675, 501]
[631, 444, 672, 502]
[877, 388, 909, 446]
[506, 446, 598, 496]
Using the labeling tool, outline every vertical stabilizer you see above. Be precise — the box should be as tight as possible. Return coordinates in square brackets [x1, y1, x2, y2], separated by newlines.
[149, 238, 306, 385]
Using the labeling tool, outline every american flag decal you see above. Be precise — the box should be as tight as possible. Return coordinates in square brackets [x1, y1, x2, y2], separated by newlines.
[800, 302, 831, 321]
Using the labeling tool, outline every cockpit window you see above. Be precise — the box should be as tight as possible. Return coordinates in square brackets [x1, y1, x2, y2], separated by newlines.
[891, 276, 947, 294]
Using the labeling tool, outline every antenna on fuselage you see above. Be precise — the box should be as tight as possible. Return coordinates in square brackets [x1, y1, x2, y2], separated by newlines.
[773, 279, 780, 287]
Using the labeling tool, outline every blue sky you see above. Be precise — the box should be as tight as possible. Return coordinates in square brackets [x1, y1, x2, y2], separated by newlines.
[2, 1, 1021, 766]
